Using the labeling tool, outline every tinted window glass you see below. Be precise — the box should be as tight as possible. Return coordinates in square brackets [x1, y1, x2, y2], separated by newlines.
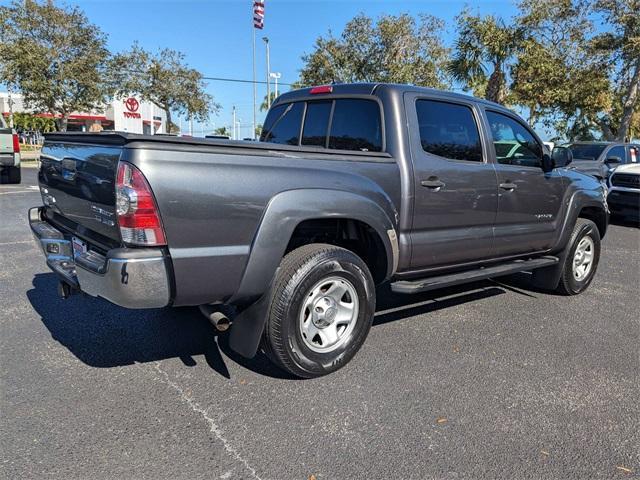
[302, 101, 332, 147]
[260, 102, 304, 145]
[416, 100, 483, 162]
[629, 146, 639, 163]
[567, 143, 607, 161]
[486, 111, 542, 168]
[328, 99, 382, 152]
[607, 146, 626, 163]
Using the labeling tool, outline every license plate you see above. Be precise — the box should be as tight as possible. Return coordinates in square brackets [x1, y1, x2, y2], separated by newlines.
[71, 236, 87, 259]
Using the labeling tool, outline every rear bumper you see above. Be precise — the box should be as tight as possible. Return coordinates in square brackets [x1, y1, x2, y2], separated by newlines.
[0, 152, 19, 167]
[29, 207, 171, 309]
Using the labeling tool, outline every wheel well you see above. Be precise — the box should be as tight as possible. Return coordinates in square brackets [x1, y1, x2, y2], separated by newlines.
[578, 207, 607, 239]
[286, 218, 388, 284]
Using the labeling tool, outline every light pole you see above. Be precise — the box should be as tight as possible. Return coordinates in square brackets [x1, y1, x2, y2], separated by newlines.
[269, 72, 281, 98]
[262, 37, 271, 110]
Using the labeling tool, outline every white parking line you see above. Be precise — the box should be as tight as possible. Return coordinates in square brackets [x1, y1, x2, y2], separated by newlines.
[0, 190, 37, 195]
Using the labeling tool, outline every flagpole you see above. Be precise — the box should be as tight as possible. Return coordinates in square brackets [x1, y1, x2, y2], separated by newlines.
[252, 5, 257, 140]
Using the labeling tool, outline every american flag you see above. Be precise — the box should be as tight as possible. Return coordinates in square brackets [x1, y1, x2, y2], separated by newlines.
[253, 1, 265, 29]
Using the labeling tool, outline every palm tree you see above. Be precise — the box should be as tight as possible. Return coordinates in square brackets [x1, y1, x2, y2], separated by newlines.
[447, 11, 522, 104]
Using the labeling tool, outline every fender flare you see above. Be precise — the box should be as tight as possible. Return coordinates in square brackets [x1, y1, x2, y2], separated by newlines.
[230, 188, 398, 305]
[551, 189, 608, 254]
[228, 188, 398, 359]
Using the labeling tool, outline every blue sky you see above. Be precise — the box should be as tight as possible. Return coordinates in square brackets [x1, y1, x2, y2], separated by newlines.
[7, 0, 522, 137]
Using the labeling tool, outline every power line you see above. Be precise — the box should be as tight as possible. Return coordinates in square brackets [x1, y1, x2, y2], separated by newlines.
[201, 75, 297, 87]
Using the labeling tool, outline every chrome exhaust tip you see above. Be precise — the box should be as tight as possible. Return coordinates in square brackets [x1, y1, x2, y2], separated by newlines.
[199, 305, 231, 332]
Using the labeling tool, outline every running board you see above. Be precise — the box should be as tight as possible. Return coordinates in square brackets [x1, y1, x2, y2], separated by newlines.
[391, 256, 559, 294]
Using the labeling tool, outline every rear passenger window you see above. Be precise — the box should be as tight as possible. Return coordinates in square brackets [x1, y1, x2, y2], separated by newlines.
[416, 100, 483, 162]
[486, 111, 542, 168]
[302, 101, 332, 147]
[329, 99, 382, 152]
[260, 102, 304, 145]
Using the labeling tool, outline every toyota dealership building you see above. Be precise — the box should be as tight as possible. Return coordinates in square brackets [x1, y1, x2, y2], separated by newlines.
[0, 92, 167, 134]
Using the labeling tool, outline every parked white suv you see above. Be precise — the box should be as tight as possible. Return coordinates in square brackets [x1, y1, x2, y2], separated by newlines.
[608, 163, 640, 222]
[0, 115, 21, 184]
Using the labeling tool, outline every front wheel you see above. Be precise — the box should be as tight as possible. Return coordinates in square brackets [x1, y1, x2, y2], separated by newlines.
[556, 218, 601, 295]
[262, 244, 376, 378]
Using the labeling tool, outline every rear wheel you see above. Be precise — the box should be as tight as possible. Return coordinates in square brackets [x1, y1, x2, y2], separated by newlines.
[262, 244, 376, 378]
[556, 218, 600, 295]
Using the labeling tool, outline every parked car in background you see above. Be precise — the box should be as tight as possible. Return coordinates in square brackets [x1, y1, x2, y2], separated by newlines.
[608, 163, 640, 223]
[0, 115, 21, 184]
[560, 141, 639, 179]
[29, 83, 608, 378]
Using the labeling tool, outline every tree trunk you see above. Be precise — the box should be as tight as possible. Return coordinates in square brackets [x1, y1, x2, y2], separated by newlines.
[164, 108, 172, 134]
[56, 114, 69, 132]
[616, 58, 640, 142]
[485, 67, 506, 104]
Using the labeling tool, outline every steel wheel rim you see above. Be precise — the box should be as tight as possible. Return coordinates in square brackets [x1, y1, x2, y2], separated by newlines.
[572, 236, 595, 281]
[298, 276, 359, 353]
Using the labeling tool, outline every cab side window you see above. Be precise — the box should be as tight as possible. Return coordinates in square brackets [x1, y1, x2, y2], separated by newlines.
[486, 111, 542, 168]
[607, 146, 626, 163]
[416, 100, 483, 162]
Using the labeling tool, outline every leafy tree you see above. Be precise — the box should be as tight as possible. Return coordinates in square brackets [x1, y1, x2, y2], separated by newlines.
[260, 92, 278, 112]
[0, 0, 111, 131]
[212, 126, 231, 136]
[447, 9, 524, 104]
[299, 13, 450, 89]
[513, 0, 638, 141]
[110, 44, 219, 131]
[590, 0, 640, 141]
[12, 112, 57, 133]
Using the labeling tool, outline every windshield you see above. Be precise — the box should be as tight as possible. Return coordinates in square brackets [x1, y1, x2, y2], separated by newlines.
[568, 144, 607, 161]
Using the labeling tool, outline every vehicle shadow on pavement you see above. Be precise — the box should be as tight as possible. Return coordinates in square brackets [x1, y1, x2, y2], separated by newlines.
[27, 273, 533, 379]
[27, 273, 292, 380]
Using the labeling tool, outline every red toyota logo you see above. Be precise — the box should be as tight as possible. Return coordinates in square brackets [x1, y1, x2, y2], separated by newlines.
[124, 97, 139, 112]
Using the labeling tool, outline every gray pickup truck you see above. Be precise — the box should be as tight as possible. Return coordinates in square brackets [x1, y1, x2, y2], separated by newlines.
[30, 83, 608, 378]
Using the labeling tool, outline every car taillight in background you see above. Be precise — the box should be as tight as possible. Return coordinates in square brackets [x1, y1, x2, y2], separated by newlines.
[116, 162, 166, 246]
[12, 133, 20, 153]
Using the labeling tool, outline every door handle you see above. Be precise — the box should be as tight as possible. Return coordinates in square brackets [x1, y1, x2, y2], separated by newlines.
[499, 182, 517, 191]
[421, 178, 445, 190]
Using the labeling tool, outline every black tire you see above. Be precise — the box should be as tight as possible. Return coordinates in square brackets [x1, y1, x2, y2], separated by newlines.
[7, 166, 21, 184]
[556, 218, 601, 295]
[262, 244, 376, 378]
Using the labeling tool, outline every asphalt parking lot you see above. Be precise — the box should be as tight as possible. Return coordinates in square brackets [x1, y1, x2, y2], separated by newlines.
[1, 166, 639, 480]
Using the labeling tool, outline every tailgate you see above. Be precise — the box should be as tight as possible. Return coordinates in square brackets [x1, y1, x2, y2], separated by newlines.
[39, 141, 123, 245]
[0, 128, 13, 155]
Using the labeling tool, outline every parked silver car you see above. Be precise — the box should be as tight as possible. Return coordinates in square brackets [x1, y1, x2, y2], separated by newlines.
[561, 141, 639, 179]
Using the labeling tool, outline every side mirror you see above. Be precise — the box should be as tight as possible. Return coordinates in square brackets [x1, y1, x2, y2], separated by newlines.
[542, 153, 555, 172]
[605, 156, 622, 167]
[552, 146, 573, 168]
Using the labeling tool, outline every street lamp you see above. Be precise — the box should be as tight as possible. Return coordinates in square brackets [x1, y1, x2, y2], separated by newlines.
[262, 37, 271, 110]
[269, 72, 282, 99]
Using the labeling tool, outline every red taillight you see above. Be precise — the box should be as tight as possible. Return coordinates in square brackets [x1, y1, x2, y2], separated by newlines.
[310, 85, 333, 95]
[115, 162, 166, 246]
[12, 134, 20, 153]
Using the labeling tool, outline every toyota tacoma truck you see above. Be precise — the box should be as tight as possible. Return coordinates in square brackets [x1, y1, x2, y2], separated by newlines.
[30, 83, 608, 378]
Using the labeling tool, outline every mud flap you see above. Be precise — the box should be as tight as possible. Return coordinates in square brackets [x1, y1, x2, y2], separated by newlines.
[531, 245, 569, 290]
[228, 269, 278, 358]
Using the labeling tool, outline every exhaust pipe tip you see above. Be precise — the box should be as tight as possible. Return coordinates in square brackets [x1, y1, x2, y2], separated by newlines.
[57, 281, 73, 300]
[199, 305, 231, 332]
